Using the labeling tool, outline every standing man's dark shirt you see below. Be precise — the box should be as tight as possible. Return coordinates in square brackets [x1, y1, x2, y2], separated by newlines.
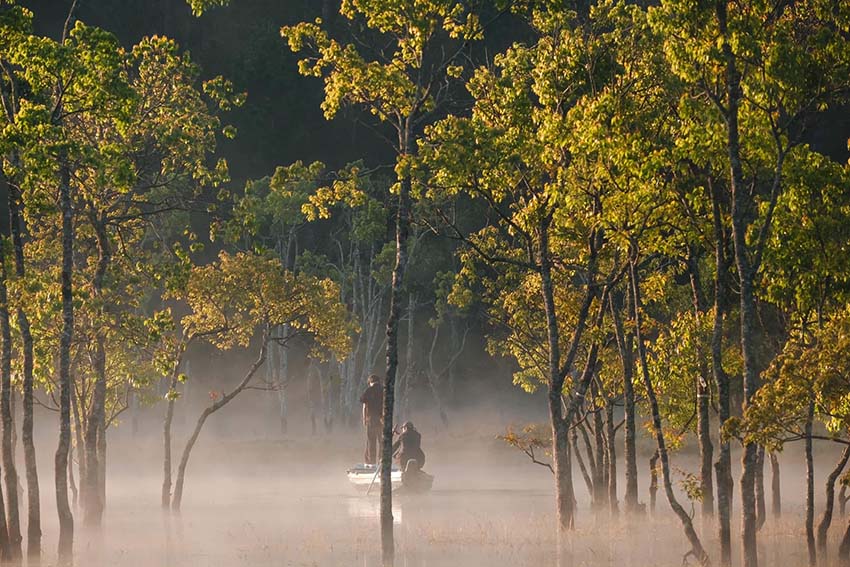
[360, 381, 383, 464]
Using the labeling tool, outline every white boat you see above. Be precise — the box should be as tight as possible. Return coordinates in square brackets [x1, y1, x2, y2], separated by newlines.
[347, 463, 402, 490]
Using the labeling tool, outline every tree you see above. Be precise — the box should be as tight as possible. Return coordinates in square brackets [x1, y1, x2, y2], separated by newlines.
[282, 2, 486, 562]
[167, 251, 350, 510]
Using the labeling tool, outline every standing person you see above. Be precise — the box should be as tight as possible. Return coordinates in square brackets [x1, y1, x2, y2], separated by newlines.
[360, 375, 383, 465]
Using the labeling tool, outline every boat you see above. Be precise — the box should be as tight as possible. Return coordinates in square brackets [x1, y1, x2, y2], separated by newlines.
[347, 462, 434, 493]
[347, 463, 402, 491]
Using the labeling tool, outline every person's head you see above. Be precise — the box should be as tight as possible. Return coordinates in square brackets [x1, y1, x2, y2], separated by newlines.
[368, 374, 381, 387]
[402, 421, 414, 432]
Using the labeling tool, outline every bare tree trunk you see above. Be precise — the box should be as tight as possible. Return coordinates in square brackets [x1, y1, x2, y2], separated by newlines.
[610, 292, 639, 513]
[806, 402, 816, 566]
[56, 156, 75, 558]
[0, 242, 21, 558]
[755, 445, 766, 531]
[817, 444, 850, 554]
[606, 399, 618, 516]
[649, 450, 659, 515]
[592, 382, 607, 510]
[172, 340, 267, 511]
[379, 140, 412, 567]
[716, 2, 763, 562]
[571, 422, 594, 500]
[710, 174, 733, 567]
[632, 258, 708, 564]
[770, 452, 781, 519]
[68, 444, 77, 510]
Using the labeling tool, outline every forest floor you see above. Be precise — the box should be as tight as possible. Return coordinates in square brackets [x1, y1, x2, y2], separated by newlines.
[28, 422, 849, 566]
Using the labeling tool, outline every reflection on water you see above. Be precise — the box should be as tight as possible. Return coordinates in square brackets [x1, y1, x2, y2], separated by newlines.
[346, 495, 403, 523]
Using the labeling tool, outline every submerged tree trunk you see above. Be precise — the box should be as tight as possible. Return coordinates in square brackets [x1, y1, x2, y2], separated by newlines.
[0, 244, 21, 558]
[770, 452, 781, 519]
[379, 144, 413, 567]
[817, 444, 850, 554]
[9, 178, 40, 557]
[631, 258, 708, 564]
[56, 157, 75, 558]
[172, 340, 268, 511]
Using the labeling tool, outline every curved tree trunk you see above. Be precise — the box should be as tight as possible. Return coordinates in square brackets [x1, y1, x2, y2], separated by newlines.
[172, 340, 267, 511]
[817, 443, 850, 554]
[632, 259, 708, 565]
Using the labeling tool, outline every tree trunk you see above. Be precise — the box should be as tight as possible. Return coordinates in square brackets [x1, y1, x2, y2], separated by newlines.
[379, 136, 413, 567]
[0, 240, 21, 558]
[161, 365, 180, 509]
[632, 258, 708, 564]
[817, 444, 850, 554]
[717, 2, 761, 563]
[83, 214, 110, 526]
[606, 399, 618, 516]
[710, 174, 732, 567]
[770, 452, 781, 519]
[571, 422, 594, 500]
[755, 445, 766, 531]
[649, 450, 659, 515]
[609, 292, 639, 513]
[172, 340, 267, 511]
[689, 248, 714, 521]
[592, 382, 607, 510]
[55, 157, 75, 558]
[806, 402, 816, 566]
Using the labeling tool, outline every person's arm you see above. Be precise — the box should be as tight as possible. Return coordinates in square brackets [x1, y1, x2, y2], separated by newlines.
[362, 403, 367, 426]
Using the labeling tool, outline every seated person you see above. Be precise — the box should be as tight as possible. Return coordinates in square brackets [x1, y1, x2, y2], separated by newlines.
[392, 421, 425, 472]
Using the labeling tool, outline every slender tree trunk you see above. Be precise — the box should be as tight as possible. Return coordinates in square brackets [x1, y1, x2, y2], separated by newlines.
[839, 520, 850, 566]
[83, 214, 109, 526]
[68, 444, 77, 510]
[0, 240, 20, 558]
[755, 445, 766, 531]
[571, 423, 594, 499]
[606, 399, 618, 516]
[10, 175, 40, 556]
[690, 249, 714, 521]
[841, 483, 847, 518]
[770, 452, 781, 519]
[172, 340, 267, 511]
[592, 383, 607, 510]
[806, 402, 816, 566]
[817, 443, 850, 554]
[716, 2, 761, 563]
[161, 369, 180, 509]
[610, 292, 639, 513]
[56, 157, 75, 558]
[631, 258, 708, 564]
[379, 132, 413, 567]
[710, 175, 733, 567]
[649, 450, 659, 515]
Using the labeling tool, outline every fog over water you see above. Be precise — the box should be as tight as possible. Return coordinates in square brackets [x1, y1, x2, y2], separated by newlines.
[20, 385, 844, 567]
